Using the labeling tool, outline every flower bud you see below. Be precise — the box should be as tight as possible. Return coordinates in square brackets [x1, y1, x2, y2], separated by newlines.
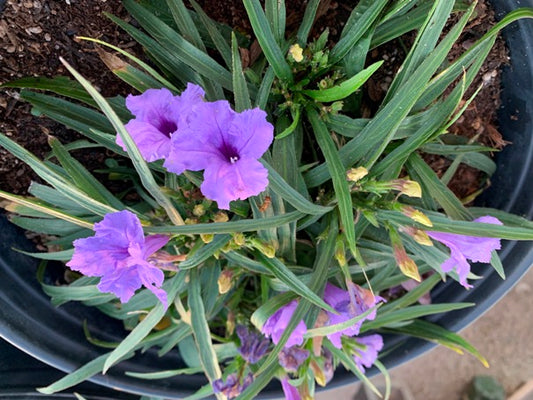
[346, 166, 368, 182]
[400, 226, 433, 246]
[289, 44, 304, 62]
[392, 179, 422, 198]
[192, 204, 206, 217]
[393, 244, 421, 282]
[213, 211, 229, 223]
[233, 232, 246, 246]
[218, 269, 234, 294]
[402, 206, 433, 227]
[200, 233, 214, 243]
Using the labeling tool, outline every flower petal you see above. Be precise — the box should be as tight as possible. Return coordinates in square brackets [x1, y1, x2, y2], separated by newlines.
[118, 120, 173, 161]
[93, 210, 145, 247]
[125, 88, 175, 121]
[97, 266, 142, 303]
[143, 235, 170, 259]
[227, 108, 274, 159]
[201, 157, 269, 209]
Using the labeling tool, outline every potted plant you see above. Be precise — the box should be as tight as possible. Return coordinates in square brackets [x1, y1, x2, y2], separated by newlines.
[0, 0, 532, 399]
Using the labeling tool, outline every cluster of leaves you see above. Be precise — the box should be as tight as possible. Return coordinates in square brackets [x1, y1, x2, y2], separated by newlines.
[1, 0, 533, 399]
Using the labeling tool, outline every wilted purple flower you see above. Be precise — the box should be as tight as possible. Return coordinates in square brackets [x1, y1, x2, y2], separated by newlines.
[354, 334, 384, 373]
[278, 346, 310, 372]
[67, 210, 169, 306]
[427, 216, 502, 289]
[213, 373, 253, 399]
[117, 84, 205, 162]
[164, 100, 274, 209]
[261, 300, 307, 348]
[323, 283, 384, 348]
[236, 325, 270, 364]
[281, 378, 301, 400]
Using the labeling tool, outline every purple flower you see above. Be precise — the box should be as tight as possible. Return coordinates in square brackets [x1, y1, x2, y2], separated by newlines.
[281, 378, 301, 400]
[117, 84, 205, 162]
[354, 334, 384, 373]
[236, 325, 270, 364]
[213, 373, 253, 399]
[278, 346, 309, 372]
[261, 300, 307, 348]
[164, 100, 274, 209]
[323, 283, 384, 348]
[427, 216, 502, 289]
[66, 210, 169, 306]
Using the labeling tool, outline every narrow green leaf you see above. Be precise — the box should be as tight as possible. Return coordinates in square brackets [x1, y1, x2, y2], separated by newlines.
[0, 189, 95, 229]
[188, 268, 223, 388]
[166, 0, 206, 51]
[361, 303, 474, 332]
[406, 153, 471, 220]
[125, 366, 203, 379]
[329, 0, 388, 64]
[262, 159, 332, 215]
[265, 0, 286, 43]
[16, 248, 74, 261]
[103, 273, 185, 373]
[189, 0, 232, 68]
[231, 32, 252, 112]
[296, 0, 320, 45]
[243, 0, 293, 82]
[60, 58, 185, 226]
[1, 76, 94, 105]
[123, 0, 232, 92]
[145, 211, 303, 235]
[106, 12, 199, 87]
[77, 36, 179, 91]
[305, 4, 476, 187]
[37, 352, 134, 394]
[303, 61, 383, 102]
[255, 66, 275, 109]
[256, 253, 335, 313]
[307, 107, 356, 257]
[384, 1, 454, 102]
[385, 319, 489, 367]
[49, 136, 125, 209]
[304, 306, 378, 338]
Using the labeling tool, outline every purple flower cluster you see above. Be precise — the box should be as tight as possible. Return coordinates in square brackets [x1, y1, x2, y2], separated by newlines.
[212, 373, 253, 399]
[261, 299, 307, 348]
[67, 210, 169, 306]
[236, 325, 270, 364]
[427, 215, 502, 288]
[118, 85, 274, 209]
[354, 334, 383, 373]
[323, 283, 384, 348]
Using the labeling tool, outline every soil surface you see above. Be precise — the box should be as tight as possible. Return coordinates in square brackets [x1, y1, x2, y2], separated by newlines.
[0, 0, 507, 202]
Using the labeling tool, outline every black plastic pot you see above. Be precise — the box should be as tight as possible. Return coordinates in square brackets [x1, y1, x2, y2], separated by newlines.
[0, 0, 532, 398]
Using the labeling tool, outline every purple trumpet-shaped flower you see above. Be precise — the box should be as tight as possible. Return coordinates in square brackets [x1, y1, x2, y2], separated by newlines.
[323, 283, 384, 349]
[236, 325, 270, 364]
[261, 300, 307, 348]
[427, 216, 502, 289]
[117, 84, 205, 162]
[354, 334, 384, 373]
[164, 100, 274, 209]
[278, 346, 310, 372]
[212, 373, 253, 399]
[281, 378, 301, 400]
[66, 210, 169, 306]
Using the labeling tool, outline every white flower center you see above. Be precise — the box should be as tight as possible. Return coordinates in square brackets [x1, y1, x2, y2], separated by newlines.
[230, 156, 239, 164]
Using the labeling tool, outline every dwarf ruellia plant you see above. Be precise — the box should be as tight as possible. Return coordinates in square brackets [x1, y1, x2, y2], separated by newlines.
[1, 1, 533, 399]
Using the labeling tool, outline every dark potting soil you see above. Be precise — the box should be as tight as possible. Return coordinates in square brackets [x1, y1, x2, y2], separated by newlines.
[0, 0, 508, 203]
